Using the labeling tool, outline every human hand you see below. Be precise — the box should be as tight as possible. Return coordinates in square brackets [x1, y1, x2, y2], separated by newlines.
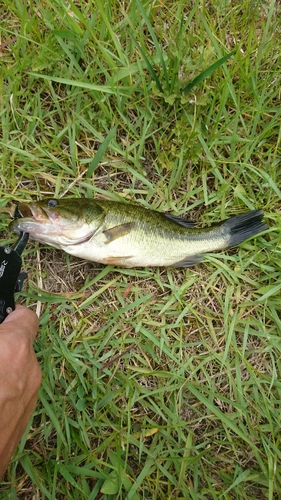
[0, 305, 41, 479]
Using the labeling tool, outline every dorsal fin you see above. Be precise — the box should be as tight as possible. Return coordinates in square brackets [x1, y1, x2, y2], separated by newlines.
[163, 213, 195, 228]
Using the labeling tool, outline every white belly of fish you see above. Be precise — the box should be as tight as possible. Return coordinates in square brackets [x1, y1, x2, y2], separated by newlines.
[60, 227, 230, 268]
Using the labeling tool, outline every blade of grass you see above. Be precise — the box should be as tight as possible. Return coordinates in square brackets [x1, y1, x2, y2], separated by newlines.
[28, 73, 127, 94]
[134, 0, 169, 90]
[182, 49, 236, 93]
[86, 126, 117, 178]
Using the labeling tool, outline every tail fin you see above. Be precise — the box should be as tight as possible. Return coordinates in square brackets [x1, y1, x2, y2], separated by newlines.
[225, 210, 267, 247]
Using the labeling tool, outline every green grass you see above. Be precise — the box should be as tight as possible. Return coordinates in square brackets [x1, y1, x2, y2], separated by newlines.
[0, 0, 281, 498]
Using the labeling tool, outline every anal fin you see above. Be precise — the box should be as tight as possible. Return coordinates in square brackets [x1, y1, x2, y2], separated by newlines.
[170, 253, 204, 268]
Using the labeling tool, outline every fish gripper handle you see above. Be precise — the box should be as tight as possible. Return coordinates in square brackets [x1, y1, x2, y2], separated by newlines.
[0, 245, 26, 324]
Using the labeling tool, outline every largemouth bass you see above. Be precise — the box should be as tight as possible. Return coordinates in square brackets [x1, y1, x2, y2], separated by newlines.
[10, 198, 267, 268]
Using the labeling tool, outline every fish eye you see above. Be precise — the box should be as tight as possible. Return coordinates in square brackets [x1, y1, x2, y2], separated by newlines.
[47, 199, 58, 207]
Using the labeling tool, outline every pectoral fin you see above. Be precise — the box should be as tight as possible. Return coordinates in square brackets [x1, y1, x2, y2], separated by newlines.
[103, 222, 134, 243]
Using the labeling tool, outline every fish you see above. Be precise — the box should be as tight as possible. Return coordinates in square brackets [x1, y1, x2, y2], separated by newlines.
[9, 198, 268, 268]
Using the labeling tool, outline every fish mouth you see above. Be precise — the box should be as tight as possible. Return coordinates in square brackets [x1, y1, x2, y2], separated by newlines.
[14, 202, 95, 247]
[10, 202, 59, 241]
[18, 203, 49, 222]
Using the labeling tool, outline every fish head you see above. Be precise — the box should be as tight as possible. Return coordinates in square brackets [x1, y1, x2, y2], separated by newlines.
[9, 198, 104, 247]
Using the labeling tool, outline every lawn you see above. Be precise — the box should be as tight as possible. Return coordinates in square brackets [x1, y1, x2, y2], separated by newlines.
[0, 0, 281, 498]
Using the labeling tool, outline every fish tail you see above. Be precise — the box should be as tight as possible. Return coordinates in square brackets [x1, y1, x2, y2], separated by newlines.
[224, 209, 267, 247]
